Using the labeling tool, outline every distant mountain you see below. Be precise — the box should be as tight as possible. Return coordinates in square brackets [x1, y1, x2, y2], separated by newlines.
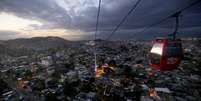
[0, 40, 4, 45]
[0, 43, 6, 53]
[3, 36, 71, 50]
[0, 37, 72, 57]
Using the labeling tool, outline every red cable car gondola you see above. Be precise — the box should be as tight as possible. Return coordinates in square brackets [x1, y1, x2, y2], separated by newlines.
[149, 12, 183, 71]
[149, 38, 183, 71]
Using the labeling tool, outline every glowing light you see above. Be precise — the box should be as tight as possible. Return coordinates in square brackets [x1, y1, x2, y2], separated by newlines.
[20, 29, 86, 40]
[151, 43, 163, 55]
[0, 12, 87, 40]
[0, 12, 42, 31]
[23, 29, 67, 37]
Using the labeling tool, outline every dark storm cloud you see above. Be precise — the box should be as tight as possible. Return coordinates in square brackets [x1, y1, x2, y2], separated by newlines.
[0, 0, 72, 29]
[85, 0, 191, 28]
[0, 0, 200, 40]
[104, 0, 201, 39]
[71, 0, 201, 38]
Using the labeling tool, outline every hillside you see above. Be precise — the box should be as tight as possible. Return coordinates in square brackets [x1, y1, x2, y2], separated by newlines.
[4, 37, 70, 50]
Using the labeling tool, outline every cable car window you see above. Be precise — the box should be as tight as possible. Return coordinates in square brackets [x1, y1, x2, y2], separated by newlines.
[150, 43, 163, 65]
[150, 43, 163, 55]
[150, 53, 161, 65]
[164, 43, 182, 57]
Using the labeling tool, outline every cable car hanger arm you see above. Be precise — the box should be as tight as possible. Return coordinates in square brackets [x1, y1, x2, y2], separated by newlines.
[168, 11, 181, 40]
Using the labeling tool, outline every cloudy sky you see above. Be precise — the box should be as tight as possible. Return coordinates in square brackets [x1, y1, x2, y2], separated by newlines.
[0, 0, 200, 40]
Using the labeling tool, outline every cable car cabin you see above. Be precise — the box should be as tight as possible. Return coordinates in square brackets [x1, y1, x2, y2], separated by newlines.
[149, 38, 183, 71]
